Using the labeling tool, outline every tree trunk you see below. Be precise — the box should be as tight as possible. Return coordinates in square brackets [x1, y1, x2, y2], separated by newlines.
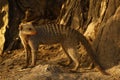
[84, 0, 120, 69]
[0, 0, 8, 55]
[3, 0, 64, 53]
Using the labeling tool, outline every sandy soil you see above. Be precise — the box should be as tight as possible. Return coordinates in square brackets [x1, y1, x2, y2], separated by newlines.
[0, 45, 120, 80]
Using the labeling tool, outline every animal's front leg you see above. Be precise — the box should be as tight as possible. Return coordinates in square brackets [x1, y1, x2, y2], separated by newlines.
[28, 40, 38, 68]
[29, 50, 37, 68]
[22, 45, 30, 69]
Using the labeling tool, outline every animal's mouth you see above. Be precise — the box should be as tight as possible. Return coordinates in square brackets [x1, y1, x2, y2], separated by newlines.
[30, 31, 37, 35]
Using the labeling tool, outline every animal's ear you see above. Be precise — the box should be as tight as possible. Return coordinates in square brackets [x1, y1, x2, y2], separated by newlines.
[18, 24, 23, 30]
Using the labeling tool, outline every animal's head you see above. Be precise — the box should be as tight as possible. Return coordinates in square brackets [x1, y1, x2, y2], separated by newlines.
[19, 22, 37, 35]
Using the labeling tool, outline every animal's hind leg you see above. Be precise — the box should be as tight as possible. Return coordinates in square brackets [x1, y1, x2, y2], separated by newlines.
[58, 45, 73, 66]
[67, 47, 79, 71]
[62, 43, 79, 71]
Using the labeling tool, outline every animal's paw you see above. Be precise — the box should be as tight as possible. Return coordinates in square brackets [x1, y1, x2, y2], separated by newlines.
[21, 65, 28, 69]
[69, 68, 77, 73]
[28, 64, 35, 68]
[58, 60, 72, 67]
[58, 62, 69, 67]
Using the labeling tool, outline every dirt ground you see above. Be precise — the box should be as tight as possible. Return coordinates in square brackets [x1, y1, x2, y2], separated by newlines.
[0, 45, 120, 80]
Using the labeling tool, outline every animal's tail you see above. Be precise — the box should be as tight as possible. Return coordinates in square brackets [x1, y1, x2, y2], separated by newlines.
[78, 33, 109, 75]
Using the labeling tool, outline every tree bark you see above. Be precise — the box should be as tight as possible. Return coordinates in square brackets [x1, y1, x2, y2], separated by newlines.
[94, 6, 120, 69]
[0, 0, 8, 55]
[3, 0, 64, 52]
[84, 0, 120, 69]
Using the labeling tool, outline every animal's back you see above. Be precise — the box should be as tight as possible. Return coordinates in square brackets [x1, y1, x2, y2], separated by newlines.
[32, 23, 79, 44]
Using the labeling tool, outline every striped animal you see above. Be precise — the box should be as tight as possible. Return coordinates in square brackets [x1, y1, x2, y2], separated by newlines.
[19, 22, 108, 75]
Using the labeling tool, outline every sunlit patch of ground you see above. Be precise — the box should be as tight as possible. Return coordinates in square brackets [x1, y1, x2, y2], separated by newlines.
[0, 46, 120, 80]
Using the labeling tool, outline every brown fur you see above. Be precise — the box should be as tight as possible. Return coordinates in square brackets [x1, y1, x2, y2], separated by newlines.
[19, 22, 108, 75]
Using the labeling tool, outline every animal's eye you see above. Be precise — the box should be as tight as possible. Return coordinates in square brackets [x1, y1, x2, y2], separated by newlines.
[28, 28, 32, 31]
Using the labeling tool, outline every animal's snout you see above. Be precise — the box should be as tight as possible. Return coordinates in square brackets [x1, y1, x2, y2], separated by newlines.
[30, 31, 37, 35]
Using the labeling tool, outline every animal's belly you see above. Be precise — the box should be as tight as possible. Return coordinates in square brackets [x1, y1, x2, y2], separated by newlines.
[40, 36, 62, 44]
